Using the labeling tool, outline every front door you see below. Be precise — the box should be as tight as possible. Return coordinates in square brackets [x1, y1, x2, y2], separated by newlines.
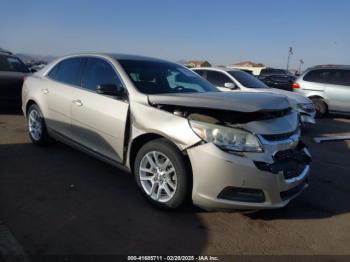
[71, 57, 129, 163]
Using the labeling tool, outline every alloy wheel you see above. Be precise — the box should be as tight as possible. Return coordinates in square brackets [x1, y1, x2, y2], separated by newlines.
[28, 109, 42, 141]
[139, 151, 177, 203]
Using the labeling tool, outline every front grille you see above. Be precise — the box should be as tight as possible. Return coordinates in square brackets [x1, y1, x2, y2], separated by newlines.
[280, 181, 307, 201]
[274, 149, 308, 162]
[261, 130, 298, 141]
[254, 142, 312, 180]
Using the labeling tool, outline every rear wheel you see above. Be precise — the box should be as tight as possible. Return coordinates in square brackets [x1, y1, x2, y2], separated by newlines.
[27, 104, 50, 145]
[311, 98, 327, 117]
[134, 139, 188, 209]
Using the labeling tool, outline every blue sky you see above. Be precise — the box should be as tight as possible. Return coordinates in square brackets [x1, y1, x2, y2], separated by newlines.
[1, 0, 349, 69]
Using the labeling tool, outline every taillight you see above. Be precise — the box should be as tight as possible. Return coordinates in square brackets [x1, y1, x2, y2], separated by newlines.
[292, 82, 300, 89]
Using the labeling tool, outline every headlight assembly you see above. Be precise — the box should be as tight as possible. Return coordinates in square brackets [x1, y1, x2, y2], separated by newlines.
[189, 120, 263, 152]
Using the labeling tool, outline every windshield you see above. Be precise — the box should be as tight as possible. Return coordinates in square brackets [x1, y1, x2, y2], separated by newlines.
[0, 55, 29, 73]
[118, 59, 219, 94]
[228, 70, 269, 89]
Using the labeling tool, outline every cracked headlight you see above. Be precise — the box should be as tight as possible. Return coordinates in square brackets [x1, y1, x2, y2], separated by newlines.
[297, 103, 315, 112]
[189, 120, 263, 152]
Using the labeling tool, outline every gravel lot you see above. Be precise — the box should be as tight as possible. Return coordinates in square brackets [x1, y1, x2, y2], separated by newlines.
[1, 111, 350, 257]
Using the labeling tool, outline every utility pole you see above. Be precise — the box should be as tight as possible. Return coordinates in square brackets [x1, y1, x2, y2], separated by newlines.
[286, 46, 293, 71]
[298, 59, 304, 74]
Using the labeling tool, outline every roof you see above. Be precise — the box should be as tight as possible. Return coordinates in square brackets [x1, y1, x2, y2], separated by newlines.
[311, 64, 350, 70]
[192, 67, 239, 72]
[54, 53, 171, 63]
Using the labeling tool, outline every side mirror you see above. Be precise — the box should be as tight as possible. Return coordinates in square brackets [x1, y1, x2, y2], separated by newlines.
[96, 84, 124, 97]
[224, 82, 236, 89]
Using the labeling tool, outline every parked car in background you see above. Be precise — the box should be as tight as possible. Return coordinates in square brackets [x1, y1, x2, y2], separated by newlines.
[0, 50, 30, 108]
[192, 67, 316, 125]
[258, 68, 296, 91]
[22, 53, 311, 210]
[293, 65, 350, 116]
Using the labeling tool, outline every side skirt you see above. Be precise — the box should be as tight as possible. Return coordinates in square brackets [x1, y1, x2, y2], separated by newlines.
[49, 129, 131, 174]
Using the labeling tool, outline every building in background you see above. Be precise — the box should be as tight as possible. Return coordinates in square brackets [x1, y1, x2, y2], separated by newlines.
[185, 60, 212, 68]
[230, 61, 265, 75]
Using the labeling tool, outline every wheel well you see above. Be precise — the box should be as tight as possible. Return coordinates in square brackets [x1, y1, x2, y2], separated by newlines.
[308, 96, 328, 111]
[25, 100, 36, 116]
[129, 133, 170, 171]
[128, 133, 193, 198]
[308, 95, 325, 100]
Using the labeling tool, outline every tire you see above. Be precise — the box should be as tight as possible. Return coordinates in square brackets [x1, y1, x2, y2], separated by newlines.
[312, 98, 327, 117]
[27, 104, 51, 146]
[134, 138, 188, 209]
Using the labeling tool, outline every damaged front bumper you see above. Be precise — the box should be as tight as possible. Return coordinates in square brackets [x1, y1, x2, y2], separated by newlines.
[300, 114, 316, 125]
[186, 141, 311, 210]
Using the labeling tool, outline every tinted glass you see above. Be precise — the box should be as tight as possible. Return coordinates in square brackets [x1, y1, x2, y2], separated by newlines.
[119, 60, 218, 94]
[228, 71, 268, 88]
[329, 70, 350, 86]
[193, 69, 206, 77]
[303, 69, 331, 83]
[55, 58, 83, 86]
[82, 58, 122, 91]
[261, 68, 292, 76]
[47, 64, 60, 79]
[0, 55, 29, 73]
[206, 71, 232, 87]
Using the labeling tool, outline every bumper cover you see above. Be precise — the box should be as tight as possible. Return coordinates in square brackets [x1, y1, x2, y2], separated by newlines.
[187, 142, 311, 210]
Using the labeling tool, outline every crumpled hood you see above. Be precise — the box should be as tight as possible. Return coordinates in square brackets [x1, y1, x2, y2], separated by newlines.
[255, 88, 312, 106]
[148, 92, 290, 113]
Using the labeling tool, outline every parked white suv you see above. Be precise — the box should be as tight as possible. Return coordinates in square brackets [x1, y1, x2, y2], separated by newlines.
[293, 65, 350, 116]
[193, 67, 316, 125]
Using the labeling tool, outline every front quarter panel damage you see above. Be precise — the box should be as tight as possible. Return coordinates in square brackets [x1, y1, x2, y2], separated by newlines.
[128, 102, 201, 152]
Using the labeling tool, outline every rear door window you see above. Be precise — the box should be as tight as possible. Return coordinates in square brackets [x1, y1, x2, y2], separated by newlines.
[47, 64, 60, 79]
[303, 69, 331, 84]
[206, 71, 232, 87]
[54, 58, 83, 86]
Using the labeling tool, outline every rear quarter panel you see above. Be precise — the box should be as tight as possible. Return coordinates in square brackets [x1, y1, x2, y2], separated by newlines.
[22, 75, 49, 117]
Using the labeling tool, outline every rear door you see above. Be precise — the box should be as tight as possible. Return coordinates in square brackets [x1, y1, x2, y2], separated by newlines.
[325, 69, 350, 112]
[44, 57, 83, 139]
[71, 57, 129, 163]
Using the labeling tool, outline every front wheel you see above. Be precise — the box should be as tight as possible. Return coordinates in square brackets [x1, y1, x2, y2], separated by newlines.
[134, 139, 189, 209]
[312, 98, 327, 117]
[27, 104, 51, 145]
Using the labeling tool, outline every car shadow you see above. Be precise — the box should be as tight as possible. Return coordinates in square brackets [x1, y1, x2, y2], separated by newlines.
[249, 117, 350, 220]
[0, 142, 208, 255]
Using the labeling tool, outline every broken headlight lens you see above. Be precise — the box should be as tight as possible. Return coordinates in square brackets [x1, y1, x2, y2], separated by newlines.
[189, 120, 263, 152]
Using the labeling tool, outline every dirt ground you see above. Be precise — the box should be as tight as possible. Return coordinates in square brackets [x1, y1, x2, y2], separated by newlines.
[1, 111, 350, 258]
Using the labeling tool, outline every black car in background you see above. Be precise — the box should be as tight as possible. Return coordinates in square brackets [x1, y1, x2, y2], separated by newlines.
[258, 68, 296, 91]
[0, 50, 30, 108]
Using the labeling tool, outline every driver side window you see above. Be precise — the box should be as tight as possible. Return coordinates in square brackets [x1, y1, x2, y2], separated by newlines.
[206, 71, 233, 87]
[82, 58, 122, 92]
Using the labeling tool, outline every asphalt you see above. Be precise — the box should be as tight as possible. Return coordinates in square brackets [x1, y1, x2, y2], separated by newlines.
[1, 110, 350, 257]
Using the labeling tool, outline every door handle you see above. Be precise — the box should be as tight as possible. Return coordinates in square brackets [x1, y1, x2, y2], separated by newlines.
[72, 99, 83, 107]
[41, 88, 49, 94]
